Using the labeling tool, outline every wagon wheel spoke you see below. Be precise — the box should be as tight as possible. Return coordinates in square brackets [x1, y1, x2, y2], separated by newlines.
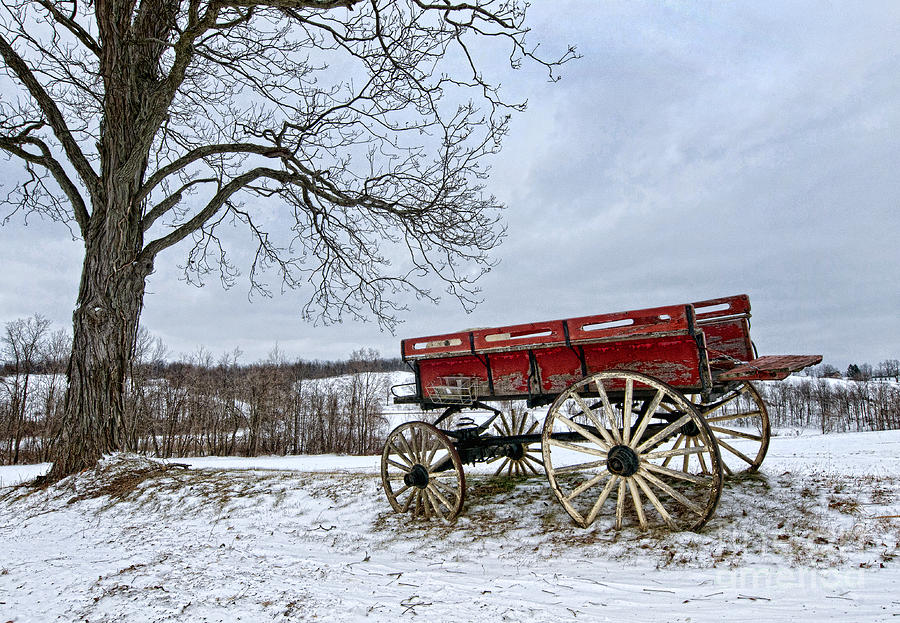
[705, 410, 763, 423]
[594, 382, 623, 444]
[564, 473, 609, 502]
[660, 434, 684, 468]
[715, 437, 757, 467]
[633, 473, 676, 529]
[585, 474, 619, 526]
[627, 477, 648, 530]
[622, 379, 633, 445]
[381, 421, 466, 521]
[644, 444, 707, 462]
[570, 392, 617, 447]
[696, 443, 709, 475]
[543, 370, 723, 532]
[630, 389, 664, 449]
[429, 477, 461, 503]
[547, 438, 608, 458]
[424, 440, 442, 468]
[424, 487, 446, 520]
[522, 455, 540, 475]
[701, 385, 748, 413]
[638, 468, 706, 517]
[401, 489, 416, 513]
[635, 413, 693, 453]
[491, 410, 544, 477]
[697, 382, 770, 475]
[396, 432, 416, 464]
[555, 411, 611, 451]
[385, 458, 411, 472]
[614, 479, 627, 530]
[708, 426, 763, 442]
[722, 459, 734, 476]
[550, 459, 608, 474]
[389, 440, 414, 466]
[642, 461, 713, 485]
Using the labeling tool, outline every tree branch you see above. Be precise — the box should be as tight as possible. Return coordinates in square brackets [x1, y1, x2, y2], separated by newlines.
[137, 142, 291, 206]
[140, 166, 297, 259]
[0, 33, 99, 202]
[0, 133, 90, 233]
[33, 0, 101, 57]
[142, 177, 217, 232]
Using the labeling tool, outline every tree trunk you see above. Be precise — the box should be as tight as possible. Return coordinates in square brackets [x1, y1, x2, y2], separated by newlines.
[48, 233, 153, 478]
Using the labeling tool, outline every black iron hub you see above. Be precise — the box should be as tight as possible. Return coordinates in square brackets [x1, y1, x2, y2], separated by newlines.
[508, 443, 526, 461]
[403, 464, 430, 489]
[606, 444, 640, 477]
[680, 419, 701, 437]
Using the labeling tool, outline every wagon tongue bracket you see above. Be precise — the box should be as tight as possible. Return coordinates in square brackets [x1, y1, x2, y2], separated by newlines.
[404, 464, 430, 489]
[606, 444, 639, 477]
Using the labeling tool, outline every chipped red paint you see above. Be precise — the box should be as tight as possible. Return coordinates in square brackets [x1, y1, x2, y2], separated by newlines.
[580, 337, 702, 388]
[701, 318, 754, 365]
[488, 351, 532, 394]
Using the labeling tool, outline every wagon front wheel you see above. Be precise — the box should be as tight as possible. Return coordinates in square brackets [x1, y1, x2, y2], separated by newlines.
[381, 421, 466, 521]
[542, 370, 723, 532]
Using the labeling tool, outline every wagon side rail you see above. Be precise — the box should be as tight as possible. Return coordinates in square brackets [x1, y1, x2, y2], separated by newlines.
[396, 302, 714, 406]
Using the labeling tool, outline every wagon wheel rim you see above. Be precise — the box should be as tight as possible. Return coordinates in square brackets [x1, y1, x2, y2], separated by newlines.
[541, 370, 723, 532]
[381, 421, 466, 521]
[488, 410, 544, 477]
[693, 382, 770, 475]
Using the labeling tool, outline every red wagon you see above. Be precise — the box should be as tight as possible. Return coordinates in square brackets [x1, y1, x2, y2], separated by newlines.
[381, 295, 821, 532]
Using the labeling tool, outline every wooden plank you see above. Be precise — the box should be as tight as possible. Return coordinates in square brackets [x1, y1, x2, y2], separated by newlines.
[715, 355, 823, 381]
[402, 332, 472, 359]
[472, 320, 567, 353]
[701, 317, 754, 365]
[566, 304, 691, 345]
[692, 294, 751, 321]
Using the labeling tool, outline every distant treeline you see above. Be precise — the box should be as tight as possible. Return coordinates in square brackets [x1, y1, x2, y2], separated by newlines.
[1, 314, 898, 466]
[757, 378, 900, 434]
[1, 314, 405, 465]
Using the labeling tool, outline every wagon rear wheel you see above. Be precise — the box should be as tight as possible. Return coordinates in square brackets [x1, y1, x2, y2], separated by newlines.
[693, 382, 770, 475]
[541, 370, 723, 532]
[381, 421, 466, 521]
[488, 410, 544, 477]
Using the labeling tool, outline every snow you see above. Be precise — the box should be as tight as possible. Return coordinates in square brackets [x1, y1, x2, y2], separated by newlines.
[1, 432, 898, 621]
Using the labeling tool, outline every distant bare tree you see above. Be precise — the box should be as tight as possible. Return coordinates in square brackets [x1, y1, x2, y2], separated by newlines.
[0, 1, 574, 478]
[1, 314, 51, 463]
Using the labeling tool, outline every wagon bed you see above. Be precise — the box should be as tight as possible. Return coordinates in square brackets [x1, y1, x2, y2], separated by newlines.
[381, 294, 821, 533]
[394, 294, 819, 406]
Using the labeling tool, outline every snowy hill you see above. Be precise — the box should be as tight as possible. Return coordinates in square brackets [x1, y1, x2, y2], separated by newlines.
[1, 429, 898, 622]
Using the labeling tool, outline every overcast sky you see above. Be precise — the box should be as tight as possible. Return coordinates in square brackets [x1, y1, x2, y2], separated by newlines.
[1, 1, 898, 370]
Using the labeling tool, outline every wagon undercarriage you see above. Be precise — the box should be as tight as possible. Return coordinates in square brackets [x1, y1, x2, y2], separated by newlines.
[381, 295, 820, 533]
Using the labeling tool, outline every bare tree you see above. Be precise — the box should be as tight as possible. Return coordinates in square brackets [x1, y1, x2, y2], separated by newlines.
[0, 1, 573, 478]
[1, 314, 51, 463]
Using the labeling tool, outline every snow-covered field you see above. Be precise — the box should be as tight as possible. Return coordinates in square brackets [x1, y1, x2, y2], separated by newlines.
[1, 430, 898, 622]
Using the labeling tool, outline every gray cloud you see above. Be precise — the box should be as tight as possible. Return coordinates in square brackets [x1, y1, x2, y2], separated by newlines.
[1, 1, 898, 369]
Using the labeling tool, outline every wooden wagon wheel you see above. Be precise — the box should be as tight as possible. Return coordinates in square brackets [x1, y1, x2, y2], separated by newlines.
[488, 410, 544, 477]
[381, 421, 466, 521]
[692, 382, 770, 475]
[541, 370, 723, 531]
